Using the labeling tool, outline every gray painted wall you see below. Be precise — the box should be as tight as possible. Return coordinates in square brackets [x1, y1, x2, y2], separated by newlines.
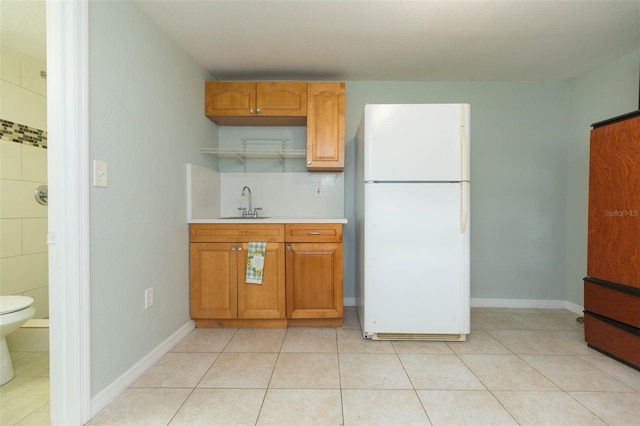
[342, 82, 569, 301]
[564, 51, 640, 305]
[89, 1, 217, 394]
[86, 0, 640, 398]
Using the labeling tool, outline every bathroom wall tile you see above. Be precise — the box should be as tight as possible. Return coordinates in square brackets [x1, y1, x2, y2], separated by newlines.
[22, 218, 48, 254]
[0, 252, 48, 295]
[0, 81, 47, 131]
[0, 140, 22, 179]
[0, 119, 47, 148]
[0, 218, 22, 258]
[1, 47, 22, 86]
[21, 144, 47, 183]
[19, 56, 47, 97]
[0, 180, 48, 219]
[23, 285, 49, 319]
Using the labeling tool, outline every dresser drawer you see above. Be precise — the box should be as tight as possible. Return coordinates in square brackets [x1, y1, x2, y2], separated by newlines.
[584, 279, 640, 328]
[284, 224, 342, 242]
[584, 313, 640, 369]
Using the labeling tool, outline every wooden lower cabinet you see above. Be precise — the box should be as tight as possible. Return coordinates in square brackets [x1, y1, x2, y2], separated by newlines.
[238, 242, 286, 319]
[190, 242, 238, 319]
[285, 224, 343, 326]
[190, 224, 286, 327]
[286, 242, 343, 321]
[190, 223, 343, 328]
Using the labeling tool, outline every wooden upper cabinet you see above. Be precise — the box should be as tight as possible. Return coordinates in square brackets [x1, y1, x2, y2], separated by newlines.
[206, 82, 307, 126]
[257, 82, 307, 117]
[205, 82, 255, 118]
[306, 82, 345, 171]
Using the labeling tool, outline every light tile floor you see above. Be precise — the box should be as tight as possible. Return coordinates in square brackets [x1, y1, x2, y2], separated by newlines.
[0, 351, 50, 425]
[4, 308, 639, 425]
[88, 307, 640, 426]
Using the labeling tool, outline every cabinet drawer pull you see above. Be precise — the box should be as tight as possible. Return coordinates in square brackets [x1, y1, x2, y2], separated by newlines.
[238, 246, 243, 251]
[286, 245, 291, 251]
[231, 246, 236, 251]
[307, 232, 321, 235]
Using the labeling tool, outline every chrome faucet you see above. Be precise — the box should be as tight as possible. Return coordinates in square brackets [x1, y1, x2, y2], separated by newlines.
[239, 186, 263, 217]
[240, 186, 252, 216]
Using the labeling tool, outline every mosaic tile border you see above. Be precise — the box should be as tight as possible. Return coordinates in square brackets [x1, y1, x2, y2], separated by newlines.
[0, 118, 47, 148]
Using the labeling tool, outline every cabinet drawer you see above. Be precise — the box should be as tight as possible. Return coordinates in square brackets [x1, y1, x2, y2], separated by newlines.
[284, 224, 342, 242]
[584, 313, 640, 368]
[190, 224, 284, 243]
[584, 280, 640, 328]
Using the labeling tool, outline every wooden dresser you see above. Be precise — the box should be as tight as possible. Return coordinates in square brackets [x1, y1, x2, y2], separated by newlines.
[584, 110, 640, 369]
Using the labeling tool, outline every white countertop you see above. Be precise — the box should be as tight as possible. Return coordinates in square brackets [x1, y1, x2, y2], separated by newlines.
[189, 217, 347, 224]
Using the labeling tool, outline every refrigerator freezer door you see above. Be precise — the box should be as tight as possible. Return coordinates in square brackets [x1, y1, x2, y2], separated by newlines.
[364, 104, 470, 182]
[363, 182, 470, 335]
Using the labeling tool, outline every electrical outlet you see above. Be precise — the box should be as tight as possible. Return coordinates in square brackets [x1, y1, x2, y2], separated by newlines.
[145, 288, 154, 309]
[314, 185, 323, 197]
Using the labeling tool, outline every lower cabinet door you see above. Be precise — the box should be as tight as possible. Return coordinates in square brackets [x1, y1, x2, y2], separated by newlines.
[237, 242, 286, 319]
[286, 242, 343, 318]
[190, 243, 238, 319]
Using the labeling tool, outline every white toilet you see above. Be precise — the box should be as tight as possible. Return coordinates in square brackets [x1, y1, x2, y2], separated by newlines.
[0, 296, 36, 385]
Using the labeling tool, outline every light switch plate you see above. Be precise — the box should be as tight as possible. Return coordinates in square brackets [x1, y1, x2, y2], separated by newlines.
[93, 160, 108, 187]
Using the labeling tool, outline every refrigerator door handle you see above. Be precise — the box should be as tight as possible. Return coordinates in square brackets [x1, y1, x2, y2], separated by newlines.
[460, 182, 469, 233]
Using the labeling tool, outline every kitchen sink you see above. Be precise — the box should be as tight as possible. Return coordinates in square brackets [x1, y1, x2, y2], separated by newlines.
[219, 216, 271, 220]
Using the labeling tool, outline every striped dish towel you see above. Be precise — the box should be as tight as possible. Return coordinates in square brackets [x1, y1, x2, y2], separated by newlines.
[246, 242, 267, 284]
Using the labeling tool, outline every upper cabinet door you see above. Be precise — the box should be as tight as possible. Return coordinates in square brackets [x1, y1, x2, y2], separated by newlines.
[206, 82, 308, 125]
[306, 82, 345, 171]
[257, 82, 307, 117]
[205, 82, 256, 117]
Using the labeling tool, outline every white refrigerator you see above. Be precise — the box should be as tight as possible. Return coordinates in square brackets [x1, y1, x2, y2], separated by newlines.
[355, 103, 470, 341]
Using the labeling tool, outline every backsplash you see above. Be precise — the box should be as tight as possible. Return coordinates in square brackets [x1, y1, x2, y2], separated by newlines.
[187, 164, 345, 220]
[0, 119, 47, 148]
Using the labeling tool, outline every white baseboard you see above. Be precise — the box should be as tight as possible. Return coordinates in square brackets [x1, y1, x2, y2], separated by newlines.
[471, 298, 584, 315]
[90, 320, 195, 418]
[346, 297, 584, 315]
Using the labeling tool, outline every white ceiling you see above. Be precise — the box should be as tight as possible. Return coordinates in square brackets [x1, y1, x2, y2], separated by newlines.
[1, 1, 639, 81]
[135, 0, 640, 81]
